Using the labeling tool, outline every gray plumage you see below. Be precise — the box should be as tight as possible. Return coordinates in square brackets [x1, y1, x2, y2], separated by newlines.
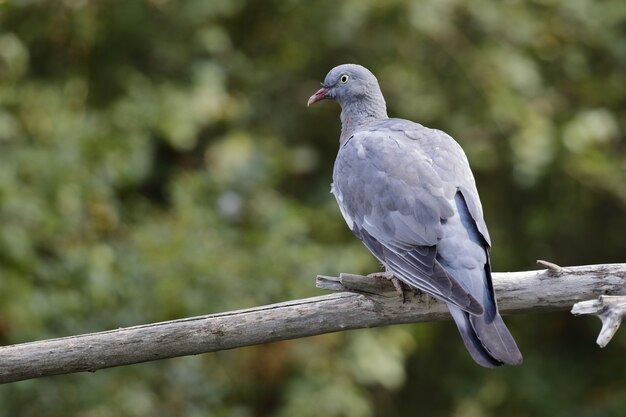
[308, 64, 522, 367]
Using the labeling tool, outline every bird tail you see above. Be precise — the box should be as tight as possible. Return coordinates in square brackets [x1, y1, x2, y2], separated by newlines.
[448, 304, 523, 368]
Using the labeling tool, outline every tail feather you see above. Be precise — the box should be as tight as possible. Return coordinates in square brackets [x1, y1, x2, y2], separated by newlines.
[449, 304, 523, 367]
[448, 305, 501, 367]
[470, 311, 523, 365]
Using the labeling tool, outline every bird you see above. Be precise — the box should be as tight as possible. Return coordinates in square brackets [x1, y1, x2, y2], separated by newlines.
[307, 64, 522, 367]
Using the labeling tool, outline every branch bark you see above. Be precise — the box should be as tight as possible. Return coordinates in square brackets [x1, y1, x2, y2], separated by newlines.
[1, 262, 625, 384]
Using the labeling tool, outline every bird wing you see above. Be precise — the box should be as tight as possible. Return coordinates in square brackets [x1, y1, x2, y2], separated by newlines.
[398, 120, 491, 247]
[332, 120, 489, 314]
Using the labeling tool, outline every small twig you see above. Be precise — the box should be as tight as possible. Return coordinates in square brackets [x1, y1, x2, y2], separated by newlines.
[571, 295, 626, 347]
[316, 273, 398, 297]
[315, 275, 344, 291]
[537, 260, 570, 275]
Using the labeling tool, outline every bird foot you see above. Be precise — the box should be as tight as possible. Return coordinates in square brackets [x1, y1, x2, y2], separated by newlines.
[367, 272, 405, 302]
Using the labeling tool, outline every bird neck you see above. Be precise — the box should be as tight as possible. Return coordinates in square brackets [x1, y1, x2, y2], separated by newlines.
[339, 95, 388, 144]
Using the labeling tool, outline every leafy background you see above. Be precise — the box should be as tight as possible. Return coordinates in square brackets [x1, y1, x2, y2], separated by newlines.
[1, 0, 625, 416]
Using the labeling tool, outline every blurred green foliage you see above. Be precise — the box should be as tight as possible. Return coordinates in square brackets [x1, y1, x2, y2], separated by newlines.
[1, 0, 625, 416]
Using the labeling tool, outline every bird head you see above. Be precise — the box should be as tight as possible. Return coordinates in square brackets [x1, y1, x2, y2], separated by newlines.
[307, 64, 382, 108]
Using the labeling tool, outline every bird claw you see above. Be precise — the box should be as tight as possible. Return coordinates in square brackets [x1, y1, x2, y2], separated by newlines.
[367, 272, 405, 302]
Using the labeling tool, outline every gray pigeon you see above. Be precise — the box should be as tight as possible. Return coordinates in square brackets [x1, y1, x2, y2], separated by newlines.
[308, 64, 522, 367]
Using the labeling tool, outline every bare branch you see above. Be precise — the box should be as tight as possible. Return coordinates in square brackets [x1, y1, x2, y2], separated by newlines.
[0, 262, 625, 384]
[572, 295, 626, 347]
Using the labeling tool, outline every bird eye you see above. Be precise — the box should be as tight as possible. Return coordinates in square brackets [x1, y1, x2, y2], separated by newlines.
[340, 74, 349, 84]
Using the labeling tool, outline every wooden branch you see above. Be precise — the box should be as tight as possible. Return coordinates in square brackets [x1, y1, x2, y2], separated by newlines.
[572, 295, 626, 347]
[0, 262, 625, 384]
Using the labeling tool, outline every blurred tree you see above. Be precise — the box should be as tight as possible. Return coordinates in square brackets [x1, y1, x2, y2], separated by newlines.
[0, 0, 624, 416]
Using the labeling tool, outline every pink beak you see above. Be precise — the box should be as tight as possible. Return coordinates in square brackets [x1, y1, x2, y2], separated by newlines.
[307, 87, 330, 107]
